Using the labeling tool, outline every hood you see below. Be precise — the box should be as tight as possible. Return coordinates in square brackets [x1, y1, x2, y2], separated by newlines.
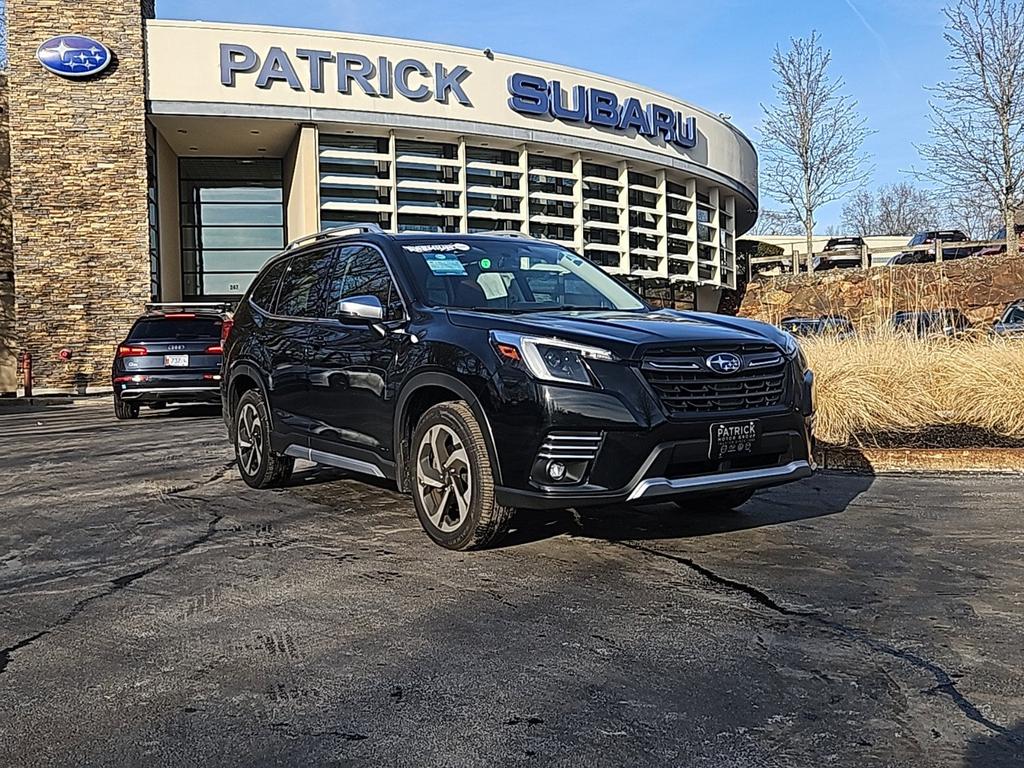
[446, 308, 787, 359]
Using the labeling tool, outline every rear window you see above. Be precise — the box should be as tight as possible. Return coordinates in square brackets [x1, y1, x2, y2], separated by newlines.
[128, 317, 222, 340]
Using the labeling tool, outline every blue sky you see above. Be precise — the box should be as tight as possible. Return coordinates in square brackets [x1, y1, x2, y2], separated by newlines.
[157, 0, 952, 229]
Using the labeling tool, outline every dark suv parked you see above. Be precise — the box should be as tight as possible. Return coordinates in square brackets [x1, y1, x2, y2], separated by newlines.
[112, 304, 228, 419]
[887, 230, 974, 265]
[221, 226, 815, 550]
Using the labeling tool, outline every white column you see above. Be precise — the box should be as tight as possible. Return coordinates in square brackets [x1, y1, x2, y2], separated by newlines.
[284, 123, 321, 242]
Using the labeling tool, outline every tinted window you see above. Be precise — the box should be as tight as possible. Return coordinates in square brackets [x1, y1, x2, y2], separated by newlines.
[276, 249, 337, 318]
[327, 245, 403, 320]
[129, 317, 221, 340]
[249, 258, 289, 311]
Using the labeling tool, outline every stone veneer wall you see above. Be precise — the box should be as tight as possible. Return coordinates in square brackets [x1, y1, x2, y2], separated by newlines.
[738, 253, 1024, 329]
[7, 0, 154, 391]
[0, 73, 16, 394]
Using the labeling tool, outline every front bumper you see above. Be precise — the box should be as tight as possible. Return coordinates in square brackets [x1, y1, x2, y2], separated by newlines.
[489, 365, 815, 510]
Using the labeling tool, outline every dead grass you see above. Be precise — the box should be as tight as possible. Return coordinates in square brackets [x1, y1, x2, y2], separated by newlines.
[802, 332, 1024, 445]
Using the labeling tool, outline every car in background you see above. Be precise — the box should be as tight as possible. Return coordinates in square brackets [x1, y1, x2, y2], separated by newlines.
[111, 303, 231, 419]
[975, 225, 1024, 257]
[889, 309, 970, 339]
[812, 237, 865, 271]
[781, 315, 855, 339]
[887, 230, 974, 266]
[991, 299, 1024, 337]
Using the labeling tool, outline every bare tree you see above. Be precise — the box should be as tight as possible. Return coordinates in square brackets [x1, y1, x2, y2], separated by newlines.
[876, 183, 940, 235]
[915, 0, 1024, 258]
[842, 183, 942, 236]
[750, 208, 802, 236]
[759, 31, 873, 269]
[841, 189, 877, 236]
[943, 186, 1004, 238]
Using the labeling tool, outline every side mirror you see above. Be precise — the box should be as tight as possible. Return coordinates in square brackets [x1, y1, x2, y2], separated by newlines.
[337, 295, 384, 322]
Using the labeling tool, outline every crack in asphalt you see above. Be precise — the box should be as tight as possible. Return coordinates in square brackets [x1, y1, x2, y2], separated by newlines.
[615, 540, 1021, 746]
[0, 496, 228, 678]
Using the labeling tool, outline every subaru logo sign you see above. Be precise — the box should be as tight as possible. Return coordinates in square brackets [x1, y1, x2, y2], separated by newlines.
[36, 35, 112, 79]
[706, 352, 742, 375]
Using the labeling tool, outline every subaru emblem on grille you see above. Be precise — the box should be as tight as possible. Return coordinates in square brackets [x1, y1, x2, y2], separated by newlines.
[705, 352, 742, 374]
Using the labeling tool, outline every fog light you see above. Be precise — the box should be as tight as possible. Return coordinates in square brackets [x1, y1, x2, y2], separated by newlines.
[546, 461, 567, 481]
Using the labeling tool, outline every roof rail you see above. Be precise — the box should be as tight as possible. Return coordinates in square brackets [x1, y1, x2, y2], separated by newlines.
[489, 231, 533, 239]
[285, 224, 385, 252]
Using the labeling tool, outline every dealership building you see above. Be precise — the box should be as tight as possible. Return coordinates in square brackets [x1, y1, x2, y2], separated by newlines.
[1, 1, 758, 391]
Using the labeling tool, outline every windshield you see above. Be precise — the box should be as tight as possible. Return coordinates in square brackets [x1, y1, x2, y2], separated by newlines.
[399, 239, 646, 312]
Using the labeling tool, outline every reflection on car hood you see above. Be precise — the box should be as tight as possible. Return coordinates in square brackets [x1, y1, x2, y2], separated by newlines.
[446, 308, 787, 358]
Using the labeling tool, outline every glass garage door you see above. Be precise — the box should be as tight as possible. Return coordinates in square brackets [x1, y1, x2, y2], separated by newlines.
[179, 158, 285, 300]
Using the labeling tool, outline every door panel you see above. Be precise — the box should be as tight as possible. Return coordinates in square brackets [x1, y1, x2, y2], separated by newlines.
[262, 247, 337, 447]
[305, 244, 408, 465]
[306, 322, 404, 460]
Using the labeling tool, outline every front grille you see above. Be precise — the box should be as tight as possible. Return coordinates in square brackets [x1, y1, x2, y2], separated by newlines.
[641, 344, 788, 415]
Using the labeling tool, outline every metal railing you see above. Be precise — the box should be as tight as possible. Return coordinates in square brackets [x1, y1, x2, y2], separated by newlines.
[749, 236, 1009, 279]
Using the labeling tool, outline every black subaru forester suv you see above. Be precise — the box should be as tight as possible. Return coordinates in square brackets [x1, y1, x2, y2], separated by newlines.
[222, 226, 815, 550]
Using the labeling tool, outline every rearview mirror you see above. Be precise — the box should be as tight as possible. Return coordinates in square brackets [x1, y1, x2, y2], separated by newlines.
[337, 295, 384, 322]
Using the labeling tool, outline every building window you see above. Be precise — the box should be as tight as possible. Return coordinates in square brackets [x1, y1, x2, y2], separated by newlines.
[179, 158, 284, 300]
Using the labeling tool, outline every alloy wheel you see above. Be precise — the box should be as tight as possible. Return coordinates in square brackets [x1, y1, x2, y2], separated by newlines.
[415, 423, 473, 533]
[236, 402, 264, 476]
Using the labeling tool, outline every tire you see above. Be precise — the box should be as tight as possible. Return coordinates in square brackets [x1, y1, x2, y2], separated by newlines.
[233, 389, 294, 489]
[409, 401, 514, 551]
[113, 395, 139, 420]
[672, 488, 756, 512]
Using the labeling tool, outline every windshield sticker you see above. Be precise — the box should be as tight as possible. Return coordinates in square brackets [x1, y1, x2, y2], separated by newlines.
[423, 252, 468, 276]
[403, 243, 471, 253]
[477, 273, 509, 300]
[480, 258, 492, 269]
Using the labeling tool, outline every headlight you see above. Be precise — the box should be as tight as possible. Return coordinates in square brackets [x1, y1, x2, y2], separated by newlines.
[491, 331, 615, 386]
[780, 331, 808, 369]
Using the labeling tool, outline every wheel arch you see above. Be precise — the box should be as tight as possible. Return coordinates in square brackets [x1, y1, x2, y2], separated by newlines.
[226, 361, 273, 432]
[394, 372, 502, 493]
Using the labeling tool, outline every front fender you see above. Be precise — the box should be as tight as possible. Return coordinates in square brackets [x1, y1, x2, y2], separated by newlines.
[393, 370, 503, 492]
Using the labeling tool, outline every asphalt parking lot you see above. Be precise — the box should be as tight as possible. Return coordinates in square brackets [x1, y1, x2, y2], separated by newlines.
[1, 400, 1022, 767]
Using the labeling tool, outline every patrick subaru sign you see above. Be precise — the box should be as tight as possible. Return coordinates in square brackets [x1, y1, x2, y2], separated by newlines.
[36, 35, 112, 78]
[508, 73, 698, 150]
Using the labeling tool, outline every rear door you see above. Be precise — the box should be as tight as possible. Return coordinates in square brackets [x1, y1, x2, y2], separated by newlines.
[264, 247, 337, 443]
[118, 315, 223, 378]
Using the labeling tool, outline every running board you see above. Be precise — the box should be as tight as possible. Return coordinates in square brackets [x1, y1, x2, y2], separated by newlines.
[284, 445, 386, 478]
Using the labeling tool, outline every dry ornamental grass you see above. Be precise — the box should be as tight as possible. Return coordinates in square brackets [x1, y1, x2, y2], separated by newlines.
[801, 332, 1024, 446]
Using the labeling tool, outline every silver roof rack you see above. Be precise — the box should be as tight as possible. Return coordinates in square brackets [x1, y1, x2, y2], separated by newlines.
[489, 231, 533, 239]
[285, 224, 385, 252]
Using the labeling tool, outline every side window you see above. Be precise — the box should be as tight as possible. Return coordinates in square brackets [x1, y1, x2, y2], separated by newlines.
[248, 258, 290, 312]
[276, 248, 337, 318]
[327, 245, 404, 320]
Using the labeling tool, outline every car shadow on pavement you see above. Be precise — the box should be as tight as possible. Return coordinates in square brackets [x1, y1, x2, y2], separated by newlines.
[962, 721, 1024, 768]
[499, 471, 876, 548]
[140, 404, 223, 419]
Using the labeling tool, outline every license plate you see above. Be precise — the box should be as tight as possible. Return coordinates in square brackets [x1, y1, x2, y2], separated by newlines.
[709, 419, 760, 459]
[164, 354, 189, 367]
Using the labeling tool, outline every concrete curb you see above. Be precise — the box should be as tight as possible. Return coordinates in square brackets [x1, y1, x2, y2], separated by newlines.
[816, 445, 1024, 473]
[0, 396, 74, 410]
